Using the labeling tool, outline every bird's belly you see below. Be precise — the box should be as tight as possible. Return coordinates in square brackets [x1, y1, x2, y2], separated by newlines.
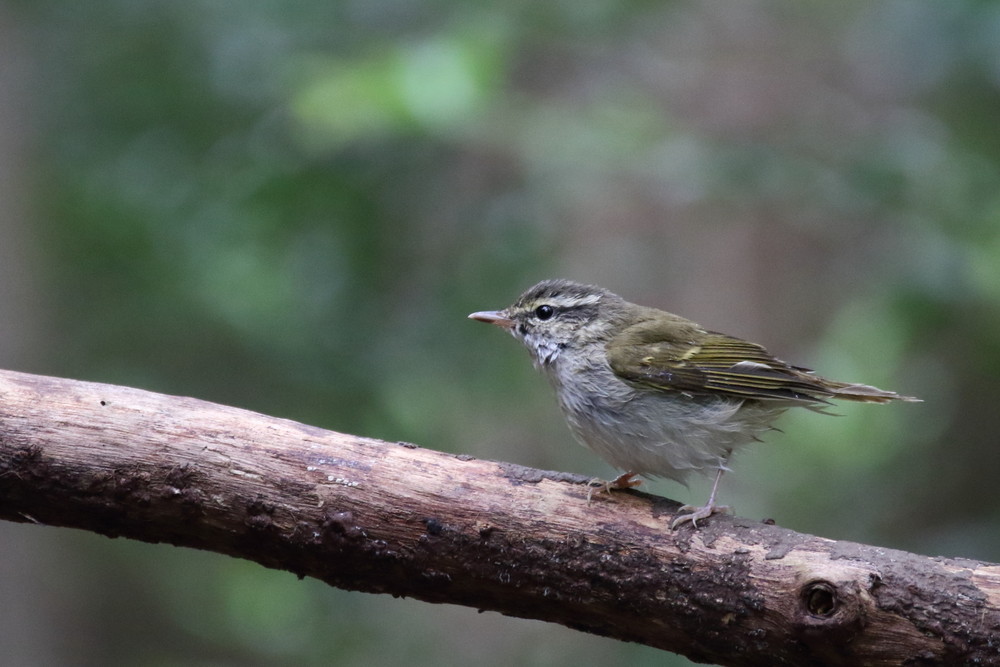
[558, 390, 785, 483]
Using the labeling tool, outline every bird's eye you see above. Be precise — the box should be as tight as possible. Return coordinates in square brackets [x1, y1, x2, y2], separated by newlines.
[534, 305, 555, 321]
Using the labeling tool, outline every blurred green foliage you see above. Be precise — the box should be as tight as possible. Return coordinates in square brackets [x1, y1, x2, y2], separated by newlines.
[3, 0, 1000, 665]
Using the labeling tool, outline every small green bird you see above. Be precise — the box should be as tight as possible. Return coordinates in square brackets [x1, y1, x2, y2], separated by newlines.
[470, 279, 918, 528]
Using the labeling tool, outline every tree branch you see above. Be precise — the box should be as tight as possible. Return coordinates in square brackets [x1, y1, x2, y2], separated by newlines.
[0, 369, 997, 665]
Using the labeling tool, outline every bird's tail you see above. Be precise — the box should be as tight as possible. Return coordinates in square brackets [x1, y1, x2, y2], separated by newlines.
[823, 380, 921, 404]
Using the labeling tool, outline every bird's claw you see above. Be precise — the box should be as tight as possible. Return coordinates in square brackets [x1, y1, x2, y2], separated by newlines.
[586, 471, 642, 504]
[670, 503, 731, 530]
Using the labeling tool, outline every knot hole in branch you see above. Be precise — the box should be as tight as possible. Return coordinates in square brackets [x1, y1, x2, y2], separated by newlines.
[802, 580, 837, 618]
[794, 576, 872, 653]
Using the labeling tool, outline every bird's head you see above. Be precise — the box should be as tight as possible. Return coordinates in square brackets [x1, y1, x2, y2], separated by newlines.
[469, 279, 627, 366]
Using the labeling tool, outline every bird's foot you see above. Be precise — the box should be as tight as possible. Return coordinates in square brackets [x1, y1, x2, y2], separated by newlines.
[586, 471, 642, 504]
[670, 503, 731, 530]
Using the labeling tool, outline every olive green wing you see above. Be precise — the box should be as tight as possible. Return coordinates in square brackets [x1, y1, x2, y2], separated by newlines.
[606, 319, 837, 403]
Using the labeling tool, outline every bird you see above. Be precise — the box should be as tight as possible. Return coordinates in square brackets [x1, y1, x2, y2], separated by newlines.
[469, 279, 919, 529]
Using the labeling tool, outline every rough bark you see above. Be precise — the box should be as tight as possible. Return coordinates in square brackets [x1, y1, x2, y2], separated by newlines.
[0, 368, 997, 665]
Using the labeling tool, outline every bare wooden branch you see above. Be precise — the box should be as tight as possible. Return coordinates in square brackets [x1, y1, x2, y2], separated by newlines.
[0, 369, 997, 665]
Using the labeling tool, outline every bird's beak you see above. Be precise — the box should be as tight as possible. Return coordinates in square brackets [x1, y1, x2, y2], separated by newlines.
[468, 310, 515, 329]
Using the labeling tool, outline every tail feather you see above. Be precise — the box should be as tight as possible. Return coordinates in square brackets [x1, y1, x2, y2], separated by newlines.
[826, 381, 921, 404]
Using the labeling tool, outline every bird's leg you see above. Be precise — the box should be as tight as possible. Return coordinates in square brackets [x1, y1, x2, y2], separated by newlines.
[671, 454, 732, 529]
[587, 470, 642, 503]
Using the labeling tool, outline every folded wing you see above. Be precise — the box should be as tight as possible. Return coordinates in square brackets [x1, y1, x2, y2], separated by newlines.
[606, 319, 917, 404]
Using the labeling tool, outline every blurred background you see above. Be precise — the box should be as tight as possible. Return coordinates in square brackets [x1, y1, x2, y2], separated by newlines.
[1, 1, 998, 665]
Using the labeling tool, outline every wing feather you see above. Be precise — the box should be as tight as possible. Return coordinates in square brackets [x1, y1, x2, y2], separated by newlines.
[606, 318, 912, 403]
